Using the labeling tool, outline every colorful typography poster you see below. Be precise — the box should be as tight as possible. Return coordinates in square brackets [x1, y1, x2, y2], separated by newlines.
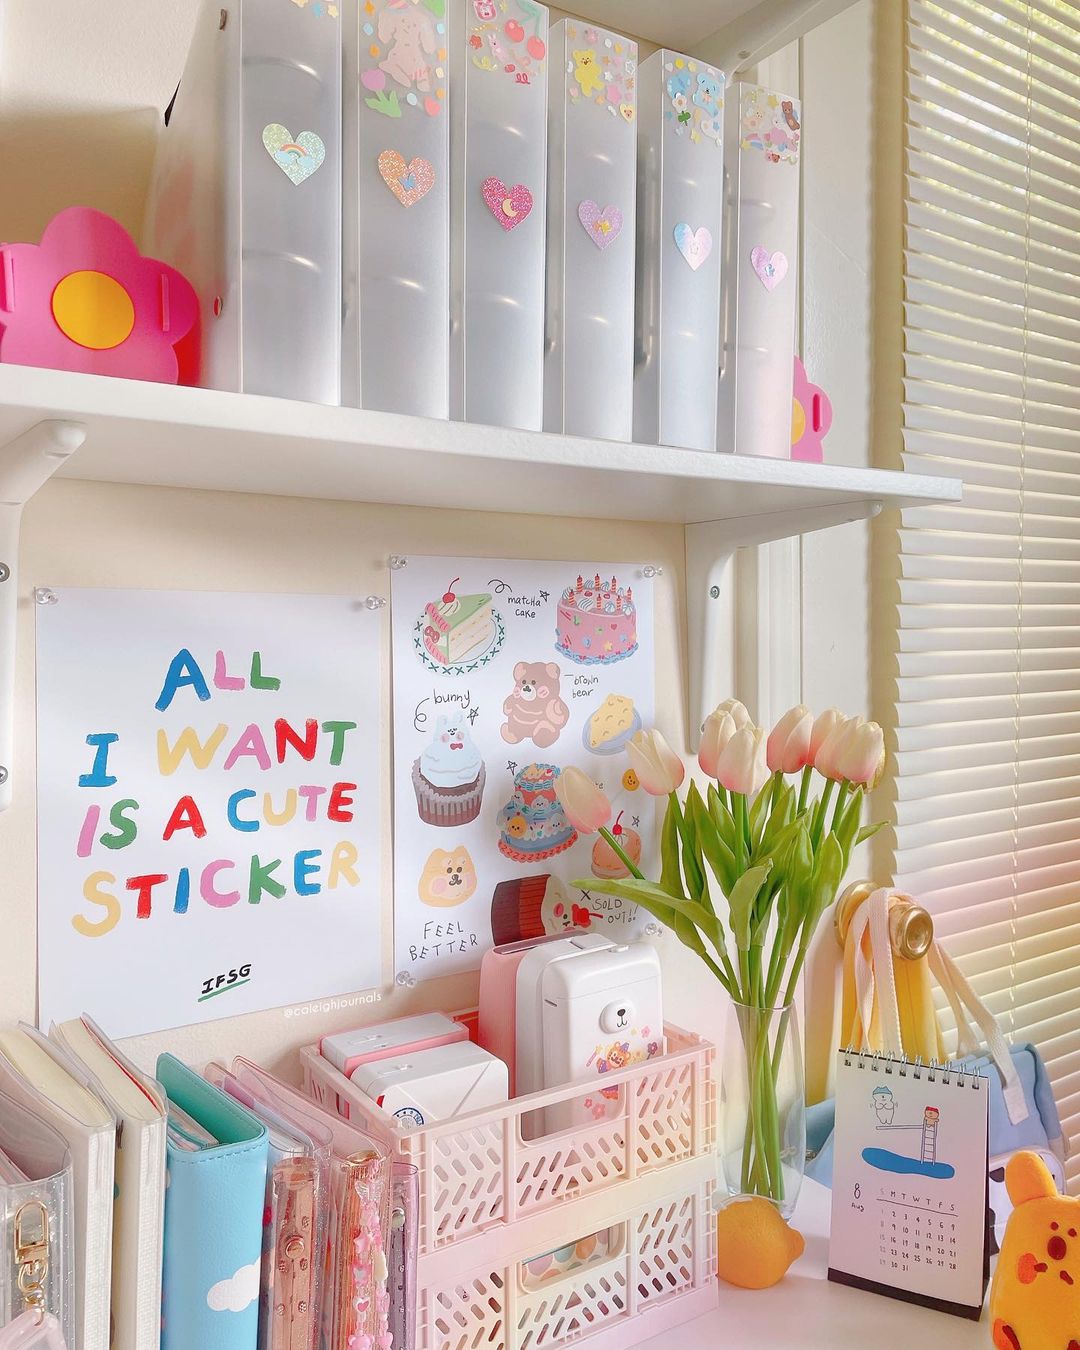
[392, 557, 656, 982]
[36, 589, 383, 1036]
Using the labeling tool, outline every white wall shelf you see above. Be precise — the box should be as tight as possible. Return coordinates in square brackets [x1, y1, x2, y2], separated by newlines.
[0, 363, 962, 792]
[0, 365, 958, 526]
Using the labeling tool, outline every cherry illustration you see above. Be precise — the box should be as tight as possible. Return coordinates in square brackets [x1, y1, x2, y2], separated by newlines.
[504, 18, 525, 41]
[443, 576, 460, 603]
[526, 35, 545, 60]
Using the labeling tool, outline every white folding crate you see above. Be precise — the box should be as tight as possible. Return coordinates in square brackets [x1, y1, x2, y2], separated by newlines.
[301, 1019, 718, 1348]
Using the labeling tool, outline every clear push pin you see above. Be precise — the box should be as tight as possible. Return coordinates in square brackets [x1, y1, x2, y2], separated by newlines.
[644, 922, 664, 939]
[642, 565, 664, 579]
[388, 555, 409, 571]
[34, 587, 59, 606]
[365, 595, 387, 611]
[394, 970, 416, 989]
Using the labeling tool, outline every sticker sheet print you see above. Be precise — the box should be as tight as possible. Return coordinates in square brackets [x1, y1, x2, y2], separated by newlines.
[564, 22, 636, 122]
[392, 558, 656, 981]
[740, 86, 801, 165]
[663, 54, 724, 147]
[360, 0, 449, 119]
[468, 0, 546, 83]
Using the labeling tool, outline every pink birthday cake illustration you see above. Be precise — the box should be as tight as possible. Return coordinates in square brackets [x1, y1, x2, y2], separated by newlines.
[497, 763, 578, 863]
[556, 573, 638, 665]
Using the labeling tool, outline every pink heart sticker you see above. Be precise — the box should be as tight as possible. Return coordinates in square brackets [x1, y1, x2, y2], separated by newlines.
[751, 246, 788, 290]
[578, 200, 624, 250]
[482, 176, 533, 231]
[423, 97, 441, 117]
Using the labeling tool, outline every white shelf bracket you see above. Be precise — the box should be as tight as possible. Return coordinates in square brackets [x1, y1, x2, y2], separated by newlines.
[0, 420, 87, 811]
[685, 498, 883, 750]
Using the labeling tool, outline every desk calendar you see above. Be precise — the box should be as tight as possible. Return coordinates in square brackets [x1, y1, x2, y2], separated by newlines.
[828, 1050, 990, 1319]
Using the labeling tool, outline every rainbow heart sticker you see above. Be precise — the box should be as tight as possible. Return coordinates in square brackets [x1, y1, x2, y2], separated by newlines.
[262, 124, 326, 186]
[379, 151, 435, 207]
[482, 177, 533, 231]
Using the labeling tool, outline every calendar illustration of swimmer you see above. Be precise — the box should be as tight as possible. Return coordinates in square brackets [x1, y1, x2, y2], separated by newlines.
[862, 1085, 955, 1181]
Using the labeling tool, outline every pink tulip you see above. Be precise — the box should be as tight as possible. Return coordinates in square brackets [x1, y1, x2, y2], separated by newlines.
[627, 729, 686, 795]
[699, 710, 738, 778]
[766, 705, 813, 774]
[712, 697, 753, 731]
[555, 766, 612, 835]
[815, 716, 863, 782]
[809, 707, 845, 762]
[716, 724, 768, 796]
[837, 720, 886, 786]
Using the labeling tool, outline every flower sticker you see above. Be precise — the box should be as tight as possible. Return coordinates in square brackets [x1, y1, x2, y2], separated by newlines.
[0, 207, 199, 383]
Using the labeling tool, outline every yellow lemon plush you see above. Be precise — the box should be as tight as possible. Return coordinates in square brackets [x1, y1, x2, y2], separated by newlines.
[715, 1196, 805, 1289]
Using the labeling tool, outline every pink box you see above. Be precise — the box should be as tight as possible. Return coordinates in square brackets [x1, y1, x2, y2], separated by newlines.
[319, 1011, 467, 1079]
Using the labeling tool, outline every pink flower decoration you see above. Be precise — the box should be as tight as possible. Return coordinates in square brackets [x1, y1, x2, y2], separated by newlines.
[0, 206, 198, 383]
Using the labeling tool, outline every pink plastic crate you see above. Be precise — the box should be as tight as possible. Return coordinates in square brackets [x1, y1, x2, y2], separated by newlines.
[301, 1018, 718, 1349]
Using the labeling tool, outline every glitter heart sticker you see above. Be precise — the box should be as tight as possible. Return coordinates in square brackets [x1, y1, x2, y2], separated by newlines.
[481, 176, 533, 231]
[379, 150, 436, 207]
[674, 223, 712, 271]
[578, 200, 624, 250]
[751, 246, 788, 290]
[262, 124, 326, 185]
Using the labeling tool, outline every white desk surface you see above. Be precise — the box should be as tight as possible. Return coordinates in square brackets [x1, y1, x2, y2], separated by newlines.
[637, 1179, 989, 1349]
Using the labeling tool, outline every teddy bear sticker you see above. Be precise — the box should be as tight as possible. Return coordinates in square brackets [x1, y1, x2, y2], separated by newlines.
[501, 661, 569, 748]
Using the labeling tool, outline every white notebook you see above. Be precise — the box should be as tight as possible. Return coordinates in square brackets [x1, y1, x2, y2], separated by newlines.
[828, 1050, 989, 1320]
[51, 1017, 166, 1350]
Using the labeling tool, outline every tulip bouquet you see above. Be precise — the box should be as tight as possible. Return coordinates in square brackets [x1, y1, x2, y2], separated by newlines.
[556, 700, 885, 1209]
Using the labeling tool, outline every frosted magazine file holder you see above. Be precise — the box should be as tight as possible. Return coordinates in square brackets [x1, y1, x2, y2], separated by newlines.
[343, 0, 452, 417]
[633, 50, 725, 453]
[544, 19, 637, 441]
[302, 1015, 718, 1350]
[718, 83, 802, 458]
[450, 0, 550, 431]
[144, 0, 342, 404]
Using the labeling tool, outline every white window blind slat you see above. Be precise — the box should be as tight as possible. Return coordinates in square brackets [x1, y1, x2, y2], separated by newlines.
[900, 0, 1080, 1183]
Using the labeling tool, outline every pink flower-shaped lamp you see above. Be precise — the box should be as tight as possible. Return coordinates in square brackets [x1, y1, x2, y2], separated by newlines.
[0, 206, 199, 383]
[791, 356, 833, 462]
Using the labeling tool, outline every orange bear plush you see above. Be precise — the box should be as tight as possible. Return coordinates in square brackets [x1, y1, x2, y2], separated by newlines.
[990, 1151, 1080, 1350]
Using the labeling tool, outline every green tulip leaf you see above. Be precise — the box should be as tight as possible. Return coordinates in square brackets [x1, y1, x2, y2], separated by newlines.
[856, 819, 887, 846]
[748, 777, 775, 850]
[707, 784, 738, 852]
[727, 862, 773, 951]
[688, 787, 736, 897]
[659, 797, 686, 900]
[678, 784, 708, 904]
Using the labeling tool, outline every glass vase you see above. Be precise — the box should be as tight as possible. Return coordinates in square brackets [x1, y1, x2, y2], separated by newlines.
[717, 1000, 806, 1219]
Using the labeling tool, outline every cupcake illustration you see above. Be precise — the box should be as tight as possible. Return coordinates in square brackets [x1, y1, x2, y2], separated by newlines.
[412, 716, 486, 827]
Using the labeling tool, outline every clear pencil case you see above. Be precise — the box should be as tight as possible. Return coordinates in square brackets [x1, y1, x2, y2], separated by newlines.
[0, 1091, 73, 1347]
[230, 1059, 393, 1350]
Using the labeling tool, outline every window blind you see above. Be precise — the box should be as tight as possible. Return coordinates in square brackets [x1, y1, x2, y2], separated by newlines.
[897, 0, 1080, 1188]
